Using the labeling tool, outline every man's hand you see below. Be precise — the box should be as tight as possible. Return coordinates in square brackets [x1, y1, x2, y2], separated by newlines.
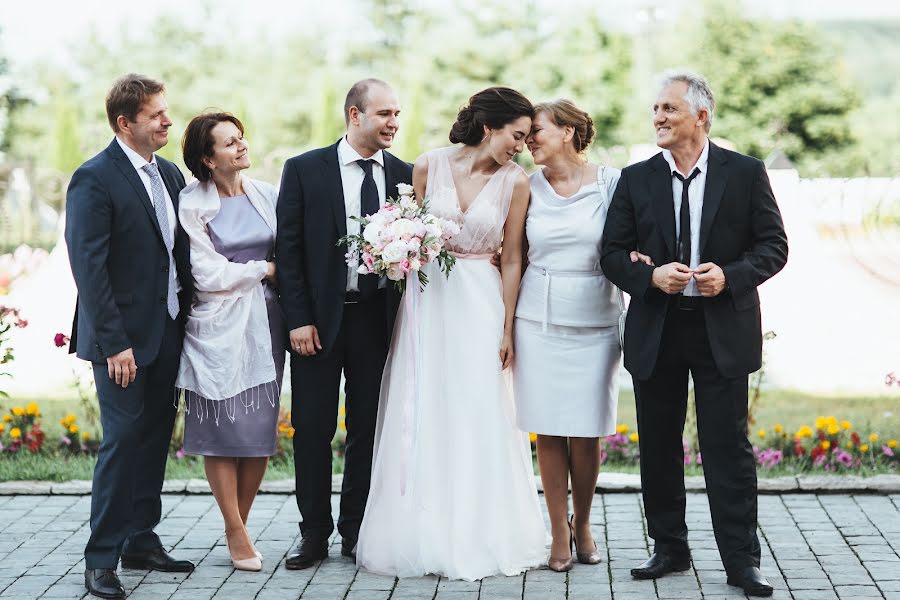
[107, 348, 137, 389]
[290, 325, 322, 356]
[630, 251, 655, 266]
[651, 262, 693, 295]
[694, 262, 726, 297]
[490, 251, 501, 269]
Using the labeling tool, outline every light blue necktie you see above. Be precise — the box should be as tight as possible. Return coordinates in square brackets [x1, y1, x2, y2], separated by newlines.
[141, 163, 179, 320]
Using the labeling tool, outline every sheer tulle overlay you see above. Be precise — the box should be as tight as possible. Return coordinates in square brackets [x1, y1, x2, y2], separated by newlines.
[356, 148, 548, 580]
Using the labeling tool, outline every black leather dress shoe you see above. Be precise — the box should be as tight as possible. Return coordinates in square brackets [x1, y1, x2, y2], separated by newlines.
[631, 552, 692, 579]
[285, 537, 328, 570]
[85, 569, 125, 599]
[341, 536, 357, 558]
[120, 547, 195, 572]
[727, 566, 773, 597]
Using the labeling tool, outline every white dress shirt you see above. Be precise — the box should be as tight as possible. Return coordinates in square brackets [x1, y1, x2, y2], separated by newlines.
[662, 138, 709, 297]
[115, 136, 181, 292]
[338, 136, 386, 292]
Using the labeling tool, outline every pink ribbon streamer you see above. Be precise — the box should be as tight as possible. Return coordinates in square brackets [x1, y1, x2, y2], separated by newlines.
[399, 270, 421, 496]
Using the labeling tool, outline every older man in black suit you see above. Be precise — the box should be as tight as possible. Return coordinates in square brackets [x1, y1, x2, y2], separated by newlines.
[65, 74, 195, 599]
[601, 70, 788, 597]
[276, 78, 412, 569]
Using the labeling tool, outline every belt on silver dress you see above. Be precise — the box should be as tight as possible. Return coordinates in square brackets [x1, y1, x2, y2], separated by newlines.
[530, 266, 603, 333]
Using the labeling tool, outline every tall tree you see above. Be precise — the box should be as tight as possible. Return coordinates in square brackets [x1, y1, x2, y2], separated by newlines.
[690, 2, 860, 171]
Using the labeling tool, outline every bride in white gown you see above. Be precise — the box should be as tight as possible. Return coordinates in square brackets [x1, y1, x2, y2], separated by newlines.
[356, 87, 548, 581]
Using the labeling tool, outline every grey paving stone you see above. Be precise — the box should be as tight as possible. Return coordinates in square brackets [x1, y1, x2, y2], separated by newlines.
[834, 584, 884, 597]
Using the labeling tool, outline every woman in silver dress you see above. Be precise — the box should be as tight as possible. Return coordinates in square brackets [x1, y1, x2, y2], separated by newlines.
[515, 99, 650, 572]
[177, 113, 285, 572]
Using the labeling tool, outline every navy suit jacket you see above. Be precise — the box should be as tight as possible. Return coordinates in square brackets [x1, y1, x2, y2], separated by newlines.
[275, 140, 413, 353]
[600, 142, 788, 379]
[65, 138, 193, 365]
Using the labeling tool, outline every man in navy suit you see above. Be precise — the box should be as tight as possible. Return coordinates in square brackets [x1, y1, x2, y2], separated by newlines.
[601, 70, 788, 597]
[276, 78, 412, 568]
[65, 74, 195, 599]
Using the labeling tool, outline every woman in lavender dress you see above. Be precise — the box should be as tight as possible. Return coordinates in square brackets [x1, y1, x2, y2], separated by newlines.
[176, 113, 285, 572]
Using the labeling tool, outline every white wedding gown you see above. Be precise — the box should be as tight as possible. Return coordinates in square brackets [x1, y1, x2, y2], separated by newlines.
[356, 147, 548, 580]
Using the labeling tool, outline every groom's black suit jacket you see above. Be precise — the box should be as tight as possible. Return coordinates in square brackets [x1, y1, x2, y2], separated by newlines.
[601, 142, 788, 380]
[275, 140, 412, 352]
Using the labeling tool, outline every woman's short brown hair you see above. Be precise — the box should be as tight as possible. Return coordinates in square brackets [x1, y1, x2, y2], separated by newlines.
[105, 74, 165, 133]
[181, 112, 245, 182]
[534, 99, 595, 154]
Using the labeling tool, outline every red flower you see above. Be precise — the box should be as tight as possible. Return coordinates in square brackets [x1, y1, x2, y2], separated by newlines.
[811, 445, 825, 460]
[851, 432, 861, 446]
[793, 439, 806, 457]
[53, 333, 70, 348]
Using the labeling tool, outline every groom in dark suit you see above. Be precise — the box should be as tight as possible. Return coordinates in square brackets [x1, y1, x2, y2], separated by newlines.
[276, 78, 412, 568]
[601, 71, 788, 597]
[65, 74, 195, 599]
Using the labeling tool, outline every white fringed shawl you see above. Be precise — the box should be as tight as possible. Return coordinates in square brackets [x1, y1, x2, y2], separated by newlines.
[174, 176, 278, 421]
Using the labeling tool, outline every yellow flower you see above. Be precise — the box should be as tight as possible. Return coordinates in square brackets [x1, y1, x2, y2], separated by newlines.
[287, 427, 295, 439]
[870, 434, 879, 443]
[2, 414, 10, 422]
[629, 433, 639, 443]
[846, 441, 855, 449]
[825, 416, 838, 428]
[815, 416, 827, 430]
[757, 430, 766, 439]
[339, 406, 346, 417]
[277, 424, 288, 433]
[68, 425, 78, 434]
[82, 432, 91, 441]
[0, 423, 4, 433]
[64, 414, 77, 426]
[10, 427, 22, 439]
[840, 420, 851, 430]
[795, 425, 813, 439]
[888, 440, 897, 449]
[821, 440, 831, 450]
[12, 406, 24, 417]
[826, 424, 839, 436]
[616, 424, 630, 434]
[339, 419, 347, 432]
[860, 444, 869, 453]
[773, 424, 783, 434]
[529, 432, 537, 443]
[26, 402, 39, 416]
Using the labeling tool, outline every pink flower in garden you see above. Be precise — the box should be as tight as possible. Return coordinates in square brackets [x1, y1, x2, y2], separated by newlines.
[884, 445, 895, 457]
[835, 449, 853, 468]
[175, 448, 186, 460]
[696, 452, 702, 466]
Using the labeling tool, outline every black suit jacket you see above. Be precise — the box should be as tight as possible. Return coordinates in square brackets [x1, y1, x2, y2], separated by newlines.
[275, 140, 413, 353]
[600, 142, 788, 379]
[65, 138, 192, 365]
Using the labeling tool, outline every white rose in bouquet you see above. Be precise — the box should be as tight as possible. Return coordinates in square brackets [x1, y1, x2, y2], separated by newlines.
[381, 240, 408, 263]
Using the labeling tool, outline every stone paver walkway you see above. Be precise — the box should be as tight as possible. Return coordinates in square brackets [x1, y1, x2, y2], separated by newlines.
[1, 492, 899, 599]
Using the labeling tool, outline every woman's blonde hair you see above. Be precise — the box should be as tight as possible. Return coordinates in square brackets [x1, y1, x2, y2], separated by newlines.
[534, 99, 595, 154]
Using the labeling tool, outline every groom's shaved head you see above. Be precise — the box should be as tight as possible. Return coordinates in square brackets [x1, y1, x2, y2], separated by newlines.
[344, 78, 391, 125]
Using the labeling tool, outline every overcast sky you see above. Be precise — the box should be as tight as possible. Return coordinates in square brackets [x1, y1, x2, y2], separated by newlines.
[2, 0, 899, 71]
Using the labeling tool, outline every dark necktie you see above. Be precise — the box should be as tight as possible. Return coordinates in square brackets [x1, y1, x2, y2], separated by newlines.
[356, 159, 380, 296]
[673, 168, 700, 267]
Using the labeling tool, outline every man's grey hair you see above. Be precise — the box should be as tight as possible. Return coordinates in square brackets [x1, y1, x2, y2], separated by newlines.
[658, 69, 715, 132]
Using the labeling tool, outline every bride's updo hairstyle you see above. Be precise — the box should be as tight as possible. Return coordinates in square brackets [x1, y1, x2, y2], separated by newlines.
[449, 87, 534, 146]
[534, 99, 595, 154]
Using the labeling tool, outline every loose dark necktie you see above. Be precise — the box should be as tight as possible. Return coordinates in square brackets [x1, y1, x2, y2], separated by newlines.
[141, 163, 179, 319]
[673, 168, 701, 267]
[356, 159, 380, 296]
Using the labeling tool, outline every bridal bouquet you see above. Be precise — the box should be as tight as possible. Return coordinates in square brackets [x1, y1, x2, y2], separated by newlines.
[339, 183, 460, 292]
